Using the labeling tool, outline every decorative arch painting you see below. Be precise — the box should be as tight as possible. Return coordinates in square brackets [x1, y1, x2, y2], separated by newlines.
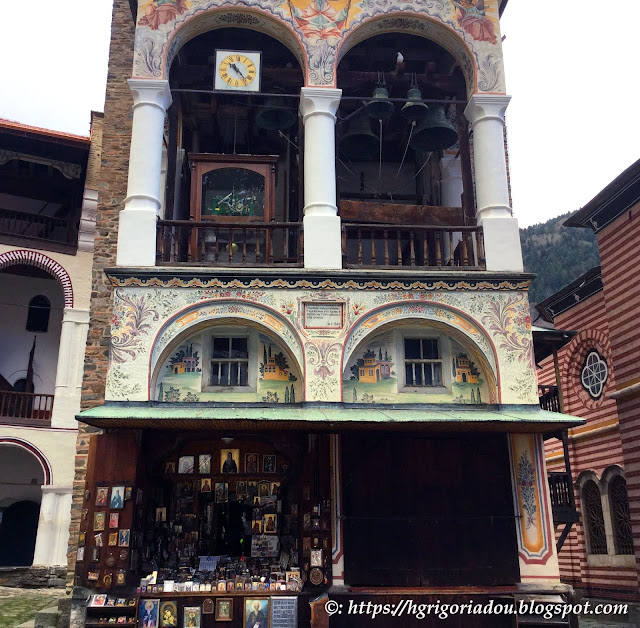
[132, 0, 505, 93]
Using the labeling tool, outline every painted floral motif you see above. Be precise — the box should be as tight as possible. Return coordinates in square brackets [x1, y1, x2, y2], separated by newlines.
[289, 0, 351, 41]
[517, 451, 537, 529]
[111, 290, 159, 365]
[107, 367, 142, 400]
[139, 0, 190, 30]
[306, 339, 342, 379]
[451, 0, 497, 44]
[481, 295, 532, 364]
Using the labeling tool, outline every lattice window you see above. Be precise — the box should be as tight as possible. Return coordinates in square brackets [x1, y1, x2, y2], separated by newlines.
[583, 480, 607, 555]
[609, 476, 635, 555]
[404, 338, 442, 387]
[580, 350, 608, 400]
[209, 336, 249, 387]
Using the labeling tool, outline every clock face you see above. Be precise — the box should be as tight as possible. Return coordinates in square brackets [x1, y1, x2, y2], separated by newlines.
[215, 50, 261, 92]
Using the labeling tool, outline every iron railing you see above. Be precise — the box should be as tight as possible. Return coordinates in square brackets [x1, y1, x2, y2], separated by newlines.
[0, 208, 77, 246]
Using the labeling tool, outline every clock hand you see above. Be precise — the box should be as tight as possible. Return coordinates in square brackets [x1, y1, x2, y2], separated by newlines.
[230, 63, 245, 79]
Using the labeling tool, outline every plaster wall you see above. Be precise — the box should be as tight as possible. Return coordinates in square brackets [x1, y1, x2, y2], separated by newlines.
[0, 273, 63, 394]
[0, 427, 77, 486]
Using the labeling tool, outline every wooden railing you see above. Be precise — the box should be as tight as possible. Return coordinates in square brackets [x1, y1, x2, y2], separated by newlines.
[341, 223, 485, 269]
[539, 385, 560, 412]
[157, 220, 303, 267]
[0, 208, 78, 246]
[0, 391, 54, 424]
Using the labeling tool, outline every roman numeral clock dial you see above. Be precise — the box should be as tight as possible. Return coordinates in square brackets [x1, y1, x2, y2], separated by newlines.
[214, 50, 262, 92]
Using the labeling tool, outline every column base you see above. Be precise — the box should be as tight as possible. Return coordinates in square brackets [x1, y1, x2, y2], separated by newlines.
[116, 206, 158, 267]
[479, 215, 524, 272]
[303, 214, 342, 269]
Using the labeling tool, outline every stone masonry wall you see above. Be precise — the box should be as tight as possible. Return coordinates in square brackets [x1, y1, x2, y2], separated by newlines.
[66, 0, 135, 588]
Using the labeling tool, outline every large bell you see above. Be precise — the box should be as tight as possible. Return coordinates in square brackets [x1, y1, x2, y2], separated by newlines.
[255, 97, 298, 131]
[339, 114, 379, 161]
[409, 103, 458, 152]
[365, 86, 395, 121]
[400, 87, 429, 122]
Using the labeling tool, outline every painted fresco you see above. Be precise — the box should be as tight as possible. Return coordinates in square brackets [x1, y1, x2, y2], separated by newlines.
[132, 0, 505, 94]
[105, 278, 537, 405]
[342, 331, 491, 404]
[153, 331, 301, 403]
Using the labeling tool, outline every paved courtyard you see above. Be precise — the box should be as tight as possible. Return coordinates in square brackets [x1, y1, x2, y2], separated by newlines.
[0, 586, 66, 628]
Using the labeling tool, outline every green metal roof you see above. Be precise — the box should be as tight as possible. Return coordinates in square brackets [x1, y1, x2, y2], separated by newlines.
[77, 403, 584, 433]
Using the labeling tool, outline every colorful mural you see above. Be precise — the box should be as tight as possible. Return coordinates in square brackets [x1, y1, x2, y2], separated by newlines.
[104, 277, 538, 405]
[509, 434, 554, 566]
[154, 332, 301, 403]
[131, 0, 505, 93]
[342, 331, 490, 404]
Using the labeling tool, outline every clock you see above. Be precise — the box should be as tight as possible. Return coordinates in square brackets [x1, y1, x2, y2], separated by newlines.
[214, 49, 262, 92]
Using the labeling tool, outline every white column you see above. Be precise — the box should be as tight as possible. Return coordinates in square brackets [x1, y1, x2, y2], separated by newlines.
[439, 152, 463, 208]
[32, 485, 73, 567]
[51, 308, 90, 429]
[464, 94, 523, 272]
[117, 79, 172, 267]
[299, 87, 342, 269]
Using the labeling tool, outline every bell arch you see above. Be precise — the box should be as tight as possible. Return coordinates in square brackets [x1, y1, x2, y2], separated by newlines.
[337, 13, 479, 97]
[150, 8, 308, 81]
[149, 300, 305, 393]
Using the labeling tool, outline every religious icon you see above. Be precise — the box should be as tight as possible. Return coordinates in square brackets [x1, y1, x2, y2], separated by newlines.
[94, 512, 106, 531]
[245, 453, 258, 474]
[220, 449, 239, 473]
[95, 486, 109, 507]
[198, 455, 211, 474]
[110, 486, 125, 509]
[215, 598, 233, 621]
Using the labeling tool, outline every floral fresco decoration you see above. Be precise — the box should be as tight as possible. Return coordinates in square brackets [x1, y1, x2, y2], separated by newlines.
[517, 450, 537, 529]
[111, 290, 160, 365]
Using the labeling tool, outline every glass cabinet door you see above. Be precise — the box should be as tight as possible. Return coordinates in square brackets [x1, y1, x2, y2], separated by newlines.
[201, 168, 266, 219]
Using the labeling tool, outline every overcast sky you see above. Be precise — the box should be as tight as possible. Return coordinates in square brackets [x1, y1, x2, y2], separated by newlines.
[1, 1, 637, 227]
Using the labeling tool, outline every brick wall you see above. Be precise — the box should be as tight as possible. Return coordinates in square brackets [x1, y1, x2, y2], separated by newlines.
[66, 0, 135, 588]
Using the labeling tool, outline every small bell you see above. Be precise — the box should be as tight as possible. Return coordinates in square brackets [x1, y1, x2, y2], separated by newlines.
[365, 86, 395, 121]
[400, 87, 429, 122]
[409, 103, 458, 152]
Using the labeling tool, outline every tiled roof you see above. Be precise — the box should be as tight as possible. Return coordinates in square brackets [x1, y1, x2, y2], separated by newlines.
[0, 117, 90, 144]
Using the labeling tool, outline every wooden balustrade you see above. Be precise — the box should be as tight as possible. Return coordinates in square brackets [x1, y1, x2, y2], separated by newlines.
[157, 220, 303, 267]
[341, 223, 485, 269]
[548, 472, 573, 509]
[538, 385, 560, 413]
[0, 207, 77, 246]
[0, 391, 54, 424]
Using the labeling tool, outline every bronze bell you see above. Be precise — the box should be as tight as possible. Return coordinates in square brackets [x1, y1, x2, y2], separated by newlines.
[339, 114, 380, 161]
[409, 103, 458, 152]
[255, 97, 298, 131]
[365, 86, 395, 121]
[400, 87, 429, 122]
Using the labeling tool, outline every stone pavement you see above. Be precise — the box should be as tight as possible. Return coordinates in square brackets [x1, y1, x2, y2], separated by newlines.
[0, 587, 66, 628]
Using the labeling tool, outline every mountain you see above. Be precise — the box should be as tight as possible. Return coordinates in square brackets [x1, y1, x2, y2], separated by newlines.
[519, 211, 600, 307]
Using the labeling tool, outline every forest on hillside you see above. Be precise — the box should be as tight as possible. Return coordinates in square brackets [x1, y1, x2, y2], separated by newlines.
[519, 212, 600, 307]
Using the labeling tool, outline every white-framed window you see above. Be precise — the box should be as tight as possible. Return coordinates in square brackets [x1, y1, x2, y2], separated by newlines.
[580, 349, 608, 400]
[397, 333, 450, 393]
[202, 329, 258, 392]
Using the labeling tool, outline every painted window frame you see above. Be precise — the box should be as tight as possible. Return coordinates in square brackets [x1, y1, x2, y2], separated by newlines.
[201, 328, 259, 393]
[580, 349, 608, 400]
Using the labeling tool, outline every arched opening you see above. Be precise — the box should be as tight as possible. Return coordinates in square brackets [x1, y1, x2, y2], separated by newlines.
[0, 263, 63, 421]
[336, 31, 481, 269]
[342, 318, 496, 405]
[152, 319, 303, 404]
[0, 444, 46, 566]
[582, 479, 607, 555]
[158, 27, 306, 267]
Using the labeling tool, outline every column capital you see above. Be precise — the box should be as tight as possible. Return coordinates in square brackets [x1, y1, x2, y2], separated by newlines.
[299, 87, 342, 121]
[127, 78, 172, 112]
[464, 94, 511, 128]
[41, 485, 73, 495]
[62, 307, 90, 323]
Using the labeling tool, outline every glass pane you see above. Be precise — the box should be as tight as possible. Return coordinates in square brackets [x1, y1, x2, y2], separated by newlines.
[212, 338, 230, 359]
[422, 339, 439, 359]
[229, 362, 239, 386]
[238, 362, 248, 386]
[231, 337, 248, 359]
[201, 168, 265, 218]
[424, 364, 433, 386]
[404, 339, 421, 360]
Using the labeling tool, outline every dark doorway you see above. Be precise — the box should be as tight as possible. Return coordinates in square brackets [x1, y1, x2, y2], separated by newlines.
[0, 500, 40, 566]
[342, 432, 519, 586]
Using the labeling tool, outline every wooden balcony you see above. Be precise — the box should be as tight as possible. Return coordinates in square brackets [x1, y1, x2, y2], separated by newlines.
[548, 471, 579, 526]
[0, 391, 54, 426]
[342, 223, 485, 269]
[157, 220, 303, 267]
[539, 385, 560, 412]
[0, 208, 78, 253]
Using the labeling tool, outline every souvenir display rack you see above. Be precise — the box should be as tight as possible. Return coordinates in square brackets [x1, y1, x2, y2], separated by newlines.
[85, 594, 137, 626]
